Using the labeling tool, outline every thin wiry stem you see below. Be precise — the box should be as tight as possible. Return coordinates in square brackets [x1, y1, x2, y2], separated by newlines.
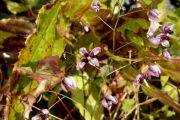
[30, 102, 63, 120]
[49, 99, 61, 110]
[106, 60, 142, 77]
[57, 96, 74, 120]
[96, 14, 114, 30]
[47, 90, 90, 114]
[123, 98, 157, 119]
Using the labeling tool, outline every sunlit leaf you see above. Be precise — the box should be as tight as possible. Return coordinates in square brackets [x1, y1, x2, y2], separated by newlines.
[142, 84, 180, 113]
[121, 98, 135, 113]
[6, 1, 29, 14]
[71, 73, 103, 120]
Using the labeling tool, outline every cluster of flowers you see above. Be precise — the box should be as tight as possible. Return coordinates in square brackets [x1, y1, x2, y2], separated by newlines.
[60, 48, 102, 93]
[76, 47, 118, 110]
[147, 9, 174, 60]
[133, 64, 161, 88]
[59, 46, 118, 111]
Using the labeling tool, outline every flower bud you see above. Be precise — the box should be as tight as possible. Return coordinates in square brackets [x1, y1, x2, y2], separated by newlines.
[148, 9, 160, 21]
[64, 77, 77, 90]
[133, 74, 144, 88]
[105, 95, 118, 104]
[101, 99, 112, 111]
[161, 40, 170, 48]
[163, 49, 171, 60]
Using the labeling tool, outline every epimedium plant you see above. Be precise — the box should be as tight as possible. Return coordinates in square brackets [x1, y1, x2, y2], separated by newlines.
[1, 0, 180, 120]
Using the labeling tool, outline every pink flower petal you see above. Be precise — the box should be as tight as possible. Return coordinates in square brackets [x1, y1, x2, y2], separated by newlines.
[76, 60, 86, 70]
[79, 47, 88, 56]
[89, 58, 99, 67]
[64, 77, 77, 90]
[60, 83, 68, 92]
[163, 49, 171, 60]
[161, 40, 170, 47]
[106, 95, 118, 104]
[148, 37, 160, 45]
[147, 21, 161, 37]
[90, 47, 101, 56]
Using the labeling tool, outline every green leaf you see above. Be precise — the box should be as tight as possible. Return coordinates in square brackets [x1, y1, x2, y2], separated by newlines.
[162, 84, 179, 101]
[71, 74, 103, 120]
[126, 31, 144, 49]
[140, 0, 152, 5]
[8, 1, 66, 119]
[6, 1, 29, 14]
[117, 18, 149, 39]
[17, 1, 65, 66]
[22, 0, 41, 7]
[99, 64, 114, 77]
[9, 97, 24, 120]
[142, 84, 180, 113]
[122, 99, 135, 113]
[161, 105, 176, 117]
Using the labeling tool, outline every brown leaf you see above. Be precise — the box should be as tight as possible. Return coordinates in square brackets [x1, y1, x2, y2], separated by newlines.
[0, 18, 34, 35]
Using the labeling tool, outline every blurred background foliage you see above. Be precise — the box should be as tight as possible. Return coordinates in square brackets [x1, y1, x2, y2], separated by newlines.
[0, 0, 180, 120]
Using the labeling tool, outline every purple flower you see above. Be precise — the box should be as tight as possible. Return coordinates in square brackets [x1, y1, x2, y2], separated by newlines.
[156, 33, 170, 47]
[76, 47, 101, 70]
[149, 33, 170, 47]
[163, 49, 171, 60]
[147, 21, 161, 37]
[133, 74, 144, 88]
[148, 9, 160, 21]
[133, 65, 161, 88]
[92, 1, 102, 12]
[162, 22, 174, 34]
[60, 76, 77, 92]
[101, 99, 112, 111]
[101, 95, 118, 111]
[148, 37, 160, 45]
[106, 94, 118, 104]
[147, 64, 161, 77]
